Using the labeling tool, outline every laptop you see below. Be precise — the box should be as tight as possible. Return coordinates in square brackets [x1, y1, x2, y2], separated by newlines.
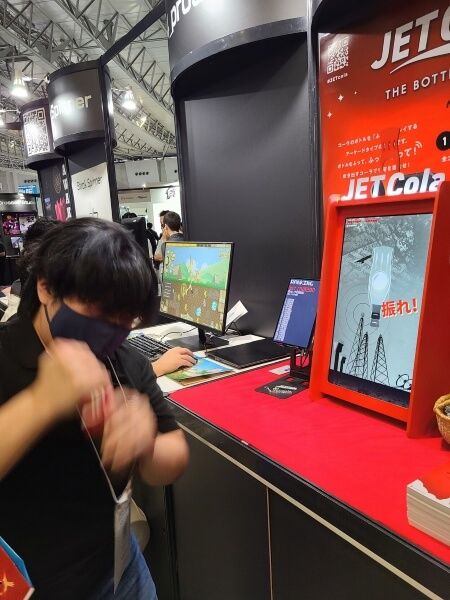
[207, 278, 320, 369]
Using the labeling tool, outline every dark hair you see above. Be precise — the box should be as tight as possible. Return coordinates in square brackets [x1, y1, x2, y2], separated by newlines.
[122, 212, 137, 219]
[19, 218, 158, 324]
[147, 222, 153, 229]
[17, 217, 59, 286]
[159, 210, 169, 218]
[163, 211, 181, 232]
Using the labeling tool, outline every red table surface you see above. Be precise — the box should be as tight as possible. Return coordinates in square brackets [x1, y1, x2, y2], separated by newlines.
[171, 362, 450, 565]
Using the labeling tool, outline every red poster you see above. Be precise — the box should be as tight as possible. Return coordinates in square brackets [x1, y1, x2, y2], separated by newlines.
[319, 0, 450, 204]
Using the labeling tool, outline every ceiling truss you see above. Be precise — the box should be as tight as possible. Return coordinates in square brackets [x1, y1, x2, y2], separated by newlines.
[0, 0, 175, 168]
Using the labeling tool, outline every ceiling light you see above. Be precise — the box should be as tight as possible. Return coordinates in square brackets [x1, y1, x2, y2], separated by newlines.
[138, 114, 147, 127]
[122, 89, 137, 111]
[11, 74, 28, 99]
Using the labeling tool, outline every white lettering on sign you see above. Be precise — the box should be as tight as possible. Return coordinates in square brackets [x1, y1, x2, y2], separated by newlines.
[168, 0, 204, 38]
[50, 95, 92, 120]
[371, 6, 450, 73]
[341, 168, 445, 201]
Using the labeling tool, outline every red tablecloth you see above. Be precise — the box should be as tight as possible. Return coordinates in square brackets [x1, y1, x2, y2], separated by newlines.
[171, 363, 450, 565]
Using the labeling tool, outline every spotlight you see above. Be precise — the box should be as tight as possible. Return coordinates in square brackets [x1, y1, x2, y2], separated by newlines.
[122, 89, 137, 111]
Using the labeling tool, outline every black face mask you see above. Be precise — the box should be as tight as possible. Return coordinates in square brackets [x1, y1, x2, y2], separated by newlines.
[46, 303, 131, 359]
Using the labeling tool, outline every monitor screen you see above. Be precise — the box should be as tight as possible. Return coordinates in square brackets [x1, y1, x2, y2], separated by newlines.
[273, 278, 320, 348]
[160, 242, 233, 335]
[329, 213, 432, 408]
[19, 213, 36, 235]
[2, 214, 20, 236]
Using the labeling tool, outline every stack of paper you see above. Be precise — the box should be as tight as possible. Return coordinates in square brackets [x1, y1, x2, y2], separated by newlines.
[407, 462, 450, 546]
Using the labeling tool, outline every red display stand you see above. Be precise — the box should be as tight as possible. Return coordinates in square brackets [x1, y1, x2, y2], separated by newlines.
[310, 183, 450, 437]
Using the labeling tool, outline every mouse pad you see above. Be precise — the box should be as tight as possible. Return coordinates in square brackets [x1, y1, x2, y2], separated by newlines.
[255, 376, 306, 399]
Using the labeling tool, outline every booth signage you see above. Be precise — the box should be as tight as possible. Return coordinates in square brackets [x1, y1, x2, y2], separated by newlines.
[18, 184, 39, 195]
[40, 161, 74, 222]
[21, 99, 60, 166]
[47, 68, 104, 147]
[319, 0, 450, 205]
[0, 197, 37, 213]
[166, 0, 301, 74]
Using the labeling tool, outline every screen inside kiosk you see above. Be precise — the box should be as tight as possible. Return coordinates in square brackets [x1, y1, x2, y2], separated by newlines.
[160, 242, 233, 334]
[273, 279, 320, 349]
[329, 214, 432, 408]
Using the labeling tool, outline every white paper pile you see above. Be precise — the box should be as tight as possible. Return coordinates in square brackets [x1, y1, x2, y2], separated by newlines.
[407, 463, 450, 547]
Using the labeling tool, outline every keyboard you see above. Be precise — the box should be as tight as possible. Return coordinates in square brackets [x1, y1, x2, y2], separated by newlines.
[127, 334, 170, 361]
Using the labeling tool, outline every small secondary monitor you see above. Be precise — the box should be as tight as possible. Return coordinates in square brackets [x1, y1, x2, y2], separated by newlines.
[160, 241, 233, 336]
[122, 216, 149, 258]
[273, 278, 320, 349]
[329, 213, 432, 408]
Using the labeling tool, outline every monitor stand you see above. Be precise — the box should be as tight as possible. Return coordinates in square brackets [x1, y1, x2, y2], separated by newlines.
[166, 327, 230, 352]
[255, 348, 311, 398]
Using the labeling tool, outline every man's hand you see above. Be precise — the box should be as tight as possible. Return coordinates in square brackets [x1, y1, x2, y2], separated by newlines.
[32, 339, 112, 421]
[152, 347, 197, 377]
[101, 389, 157, 473]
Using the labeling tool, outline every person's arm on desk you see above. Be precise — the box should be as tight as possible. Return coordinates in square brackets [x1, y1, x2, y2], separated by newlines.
[152, 347, 196, 377]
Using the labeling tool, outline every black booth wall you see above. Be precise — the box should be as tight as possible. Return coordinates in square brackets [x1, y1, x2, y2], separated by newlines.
[175, 32, 319, 337]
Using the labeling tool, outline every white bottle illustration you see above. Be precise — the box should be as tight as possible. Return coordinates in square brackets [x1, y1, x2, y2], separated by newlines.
[368, 246, 393, 327]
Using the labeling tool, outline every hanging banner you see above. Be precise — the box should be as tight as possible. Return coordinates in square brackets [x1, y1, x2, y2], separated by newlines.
[319, 0, 450, 204]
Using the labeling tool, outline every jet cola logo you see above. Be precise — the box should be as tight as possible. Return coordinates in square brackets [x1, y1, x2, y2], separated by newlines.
[168, 0, 204, 38]
[371, 5, 450, 74]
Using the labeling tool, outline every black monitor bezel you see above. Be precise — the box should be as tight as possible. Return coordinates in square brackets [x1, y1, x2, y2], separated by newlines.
[273, 277, 320, 350]
[159, 241, 234, 336]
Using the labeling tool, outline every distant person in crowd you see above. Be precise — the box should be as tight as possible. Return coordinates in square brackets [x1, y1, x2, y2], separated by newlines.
[0, 217, 189, 599]
[1, 218, 59, 323]
[146, 223, 158, 255]
[121, 212, 138, 220]
[158, 210, 169, 239]
[153, 210, 169, 271]
[154, 211, 183, 265]
[0, 239, 5, 286]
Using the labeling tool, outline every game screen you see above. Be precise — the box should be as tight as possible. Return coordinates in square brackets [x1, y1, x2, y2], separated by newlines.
[19, 213, 36, 235]
[329, 214, 432, 407]
[2, 214, 20, 236]
[160, 242, 233, 333]
[11, 237, 23, 251]
[274, 279, 320, 348]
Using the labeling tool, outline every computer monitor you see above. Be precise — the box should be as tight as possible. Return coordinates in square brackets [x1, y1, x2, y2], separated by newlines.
[160, 241, 234, 350]
[122, 216, 149, 258]
[273, 278, 320, 349]
[328, 213, 432, 408]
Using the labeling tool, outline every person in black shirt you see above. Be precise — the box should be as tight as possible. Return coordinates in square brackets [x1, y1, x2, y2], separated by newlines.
[146, 222, 158, 255]
[0, 218, 189, 599]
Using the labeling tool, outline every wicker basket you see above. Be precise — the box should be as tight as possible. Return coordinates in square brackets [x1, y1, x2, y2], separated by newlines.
[434, 395, 450, 444]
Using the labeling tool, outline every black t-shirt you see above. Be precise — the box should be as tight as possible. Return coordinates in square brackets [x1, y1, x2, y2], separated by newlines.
[0, 315, 178, 599]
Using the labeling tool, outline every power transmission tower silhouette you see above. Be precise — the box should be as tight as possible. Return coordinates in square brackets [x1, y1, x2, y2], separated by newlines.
[347, 315, 364, 374]
[370, 335, 390, 385]
[356, 333, 369, 379]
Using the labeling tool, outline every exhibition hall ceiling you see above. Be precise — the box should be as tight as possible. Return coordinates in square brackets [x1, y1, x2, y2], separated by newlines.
[0, 0, 176, 168]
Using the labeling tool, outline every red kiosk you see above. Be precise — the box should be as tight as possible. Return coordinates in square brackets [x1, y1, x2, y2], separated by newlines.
[310, 182, 450, 437]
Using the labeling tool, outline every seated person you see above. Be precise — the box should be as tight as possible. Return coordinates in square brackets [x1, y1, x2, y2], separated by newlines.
[2, 217, 196, 375]
[0, 217, 189, 599]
